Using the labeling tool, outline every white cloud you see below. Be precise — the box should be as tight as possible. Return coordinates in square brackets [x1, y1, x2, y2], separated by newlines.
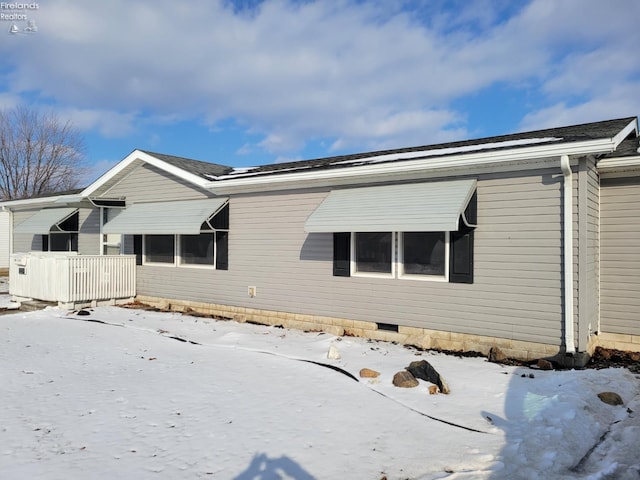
[61, 108, 139, 137]
[0, 0, 638, 158]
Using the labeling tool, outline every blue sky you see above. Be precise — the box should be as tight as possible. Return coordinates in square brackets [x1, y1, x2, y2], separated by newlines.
[1, 0, 639, 183]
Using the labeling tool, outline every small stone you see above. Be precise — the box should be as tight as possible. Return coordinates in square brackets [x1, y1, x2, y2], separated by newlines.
[537, 359, 554, 370]
[598, 392, 624, 406]
[488, 347, 507, 363]
[327, 344, 341, 360]
[392, 371, 419, 388]
[359, 368, 380, 378]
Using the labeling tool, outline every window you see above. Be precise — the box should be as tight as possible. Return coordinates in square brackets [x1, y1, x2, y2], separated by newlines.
[332, 191, 475, 284]
[180, 234, 214, 265]
[101, 208, 122, 255]
[142, 204, 229, 270]
[354, 232, 393, 275]
[401, 232, 446, 276]
[48, 211, 79, 252]
[144, 235, 175, 264]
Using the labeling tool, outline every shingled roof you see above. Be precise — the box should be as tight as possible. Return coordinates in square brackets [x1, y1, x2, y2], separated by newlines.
[235, 116, 637, 177]
[142, 117, 637, 182]
[141, 150, 232, 179]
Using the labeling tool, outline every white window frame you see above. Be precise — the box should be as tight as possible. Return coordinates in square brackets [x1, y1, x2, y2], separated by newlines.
[398, 231, 449, 282]
[350, 231, 449, 282]
[177, 232, 217, 269]
[142, 234, 177, 267]
[100, 207, 122, 255]
[351, 232, 396, 279]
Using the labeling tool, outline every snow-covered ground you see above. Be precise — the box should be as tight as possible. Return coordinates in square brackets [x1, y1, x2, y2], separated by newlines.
[0, 305, 638, 479]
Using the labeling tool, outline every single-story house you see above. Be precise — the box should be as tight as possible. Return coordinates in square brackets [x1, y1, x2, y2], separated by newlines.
[3, 116, 640, 366]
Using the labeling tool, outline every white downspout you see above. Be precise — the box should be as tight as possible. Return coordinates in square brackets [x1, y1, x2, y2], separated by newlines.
[561, 155, 576, 353]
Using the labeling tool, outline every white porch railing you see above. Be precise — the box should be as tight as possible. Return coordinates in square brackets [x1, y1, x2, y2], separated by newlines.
[10, 252, 136, 306]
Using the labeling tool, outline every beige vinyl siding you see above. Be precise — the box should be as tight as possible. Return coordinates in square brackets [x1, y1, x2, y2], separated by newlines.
[137, 168, 566, 347]
[102, 163, 210, 203]
[600, 176, 640, 335]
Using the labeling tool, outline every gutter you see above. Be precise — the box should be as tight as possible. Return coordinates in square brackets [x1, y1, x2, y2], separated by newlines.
[205, 138, 624, 194]
[560, 155, 576, 354]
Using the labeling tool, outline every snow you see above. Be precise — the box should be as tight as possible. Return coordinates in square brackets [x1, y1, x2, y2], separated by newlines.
[203, 137, 563, 180]
[1, 305, 638, 479]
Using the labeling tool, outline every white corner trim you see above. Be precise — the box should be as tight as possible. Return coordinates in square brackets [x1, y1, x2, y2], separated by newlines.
[560, 155, 576, 354]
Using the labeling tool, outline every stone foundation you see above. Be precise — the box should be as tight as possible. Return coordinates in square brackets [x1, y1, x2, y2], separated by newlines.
[135, 295, 562, 361]
[589, 332, 640, 354]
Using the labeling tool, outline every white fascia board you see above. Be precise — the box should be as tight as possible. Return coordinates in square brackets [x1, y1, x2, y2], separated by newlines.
[0, 194, 82, 210]
[612, 118, 638, 146]
[81, 150, 210, 197]
[206, 138, 620, 194]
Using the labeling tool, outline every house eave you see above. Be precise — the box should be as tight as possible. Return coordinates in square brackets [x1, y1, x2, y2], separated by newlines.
[207, 138, 620, 194]
[597, 156, 640, 177]
[81, 149, 211, 198]
[0, 194, 84, 210]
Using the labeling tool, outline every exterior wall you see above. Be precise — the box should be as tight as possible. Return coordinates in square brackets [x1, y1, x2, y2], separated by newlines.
[0, 210, 9, 269]
[600, 176, 640, 336]
[134, 167, 567, 351]
[11, 207, 100, 255]
[102, 163, 211, 202]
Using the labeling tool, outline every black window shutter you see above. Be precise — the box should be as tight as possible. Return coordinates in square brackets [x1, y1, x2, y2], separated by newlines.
[333, 232, 351, 277]
[133, 235, 143, 265]
[42, 235, 49, 252]
[215, 231, 229, 270]
[450, 190, 477, 284]
[449, 228, 474, 283]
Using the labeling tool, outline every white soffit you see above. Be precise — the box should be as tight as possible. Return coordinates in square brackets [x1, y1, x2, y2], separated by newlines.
[304, 179, 477, 233]
[102, 198, 228, 235]
[14, 207, 78, 234]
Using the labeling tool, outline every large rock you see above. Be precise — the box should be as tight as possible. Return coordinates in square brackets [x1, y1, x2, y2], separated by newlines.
[598, 392, 624, 406]
[392, 371, 419, 388]
[406, 360, 450, 394]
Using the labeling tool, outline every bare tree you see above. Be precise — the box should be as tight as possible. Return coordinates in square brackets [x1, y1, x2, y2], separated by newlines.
[0, 106, 86, 200]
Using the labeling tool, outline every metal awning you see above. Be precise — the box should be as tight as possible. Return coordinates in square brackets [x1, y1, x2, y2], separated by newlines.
[14, 207, 78, 234]
[102, 198, 228, 235]
[304, 179, 477, 233]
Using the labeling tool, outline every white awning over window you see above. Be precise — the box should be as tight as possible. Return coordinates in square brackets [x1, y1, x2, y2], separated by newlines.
[304, 179, 477, 233]
[14, 208, 78, 234]
[102, 198, 228, 235]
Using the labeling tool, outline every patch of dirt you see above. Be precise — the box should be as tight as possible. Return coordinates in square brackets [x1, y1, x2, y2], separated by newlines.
[587, 347, 640, 373]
